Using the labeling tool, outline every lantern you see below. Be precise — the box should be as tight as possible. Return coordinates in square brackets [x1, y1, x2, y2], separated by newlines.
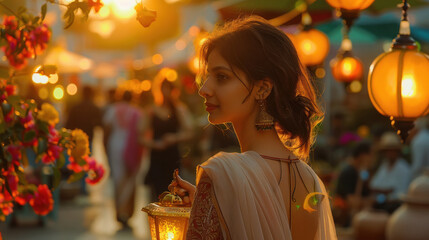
[289, 13, 330, 67]
[142, 191, 191, 240]
[326, 0, 375, 11]
[330, 38, 363, 87]
[368, 0, 429, 142]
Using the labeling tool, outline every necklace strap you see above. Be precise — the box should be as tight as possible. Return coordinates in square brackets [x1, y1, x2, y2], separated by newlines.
[259, 154, 300, 163]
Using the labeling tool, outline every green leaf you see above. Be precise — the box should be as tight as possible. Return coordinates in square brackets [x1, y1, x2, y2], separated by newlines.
[36, 120, 49, 135]
[33, 16, 40, 24]
[53, 166, 61, 189]
[23, 130, 36, 142]
[1, 102, 12, 115]
[41, 3, 47, 21]
[67, 171, 85, 183]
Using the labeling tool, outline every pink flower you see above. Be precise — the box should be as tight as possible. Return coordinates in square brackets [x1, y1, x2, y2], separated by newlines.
[29, 184, 53, 216]
[85, 157, 104, 185]
[5, 84, 15, 96]
[42, 144, 63, 164]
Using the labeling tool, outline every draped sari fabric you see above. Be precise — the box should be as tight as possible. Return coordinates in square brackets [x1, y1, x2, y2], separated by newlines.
[196, 151, 337, 240]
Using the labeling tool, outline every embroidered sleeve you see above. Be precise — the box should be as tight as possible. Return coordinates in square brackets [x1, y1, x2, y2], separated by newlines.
[186, 171, 224, 240]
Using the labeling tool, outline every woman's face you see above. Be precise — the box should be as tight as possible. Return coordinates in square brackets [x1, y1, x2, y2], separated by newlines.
[198, 49, 256, 125]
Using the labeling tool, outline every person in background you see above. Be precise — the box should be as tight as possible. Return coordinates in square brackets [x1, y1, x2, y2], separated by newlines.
[65, 86, 102, 146]
[65, 86, 102, 194]
[334, 141, 372, 226]
[409, 116, 429, 181]
[142, 79, 193, 202]
[103, 90, 144, 227]
[370, 132, 410, 213]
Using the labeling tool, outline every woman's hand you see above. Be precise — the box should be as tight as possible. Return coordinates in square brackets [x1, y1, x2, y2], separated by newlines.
[168, 169, 196, 205]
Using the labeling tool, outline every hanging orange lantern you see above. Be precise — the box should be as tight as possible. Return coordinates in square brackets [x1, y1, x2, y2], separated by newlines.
[289, 13, 330, 66]
[330, 38, 363, 84]
[326, 0, 375, 11]
[368, 0, 429, 142]
[142, 191, 191, 240]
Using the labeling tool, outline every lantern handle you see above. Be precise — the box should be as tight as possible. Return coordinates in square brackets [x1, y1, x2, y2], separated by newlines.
[392, 0, 417, 50]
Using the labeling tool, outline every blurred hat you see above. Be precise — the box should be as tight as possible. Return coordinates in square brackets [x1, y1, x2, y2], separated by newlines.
[379, 132, 402, 150]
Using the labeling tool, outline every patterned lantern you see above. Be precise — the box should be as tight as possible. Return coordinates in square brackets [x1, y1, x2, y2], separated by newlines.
[142, 192, 191, 240]
[367, 0, 429, 142]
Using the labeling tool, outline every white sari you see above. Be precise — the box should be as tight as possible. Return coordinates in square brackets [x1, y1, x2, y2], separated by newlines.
[197, 151, 337, 240]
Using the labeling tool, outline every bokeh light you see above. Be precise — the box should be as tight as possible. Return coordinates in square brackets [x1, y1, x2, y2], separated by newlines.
[152, 54, 163, 65]
[165, 69, 178, 82]
[48, 74, 59, 84]
[175, 39, 187, 51]
[38, 87, 49, 99]
[32, 73, 48, 84]
[349, 80, 362, 93]
[66, 83, 78, 95]
[111, 0, 136, 19]
[53, 86, 64, 100]
[315, 68, 326, 79]
[141, 80, 151, 91]
[189, 26, 200, 37]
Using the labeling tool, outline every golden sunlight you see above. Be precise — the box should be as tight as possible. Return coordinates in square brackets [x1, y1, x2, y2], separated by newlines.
[300, 39, 316, 55]
[111, 0, 136, 19]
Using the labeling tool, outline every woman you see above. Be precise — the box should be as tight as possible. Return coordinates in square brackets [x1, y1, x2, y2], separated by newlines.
[103, 90, 144, 226]
[143, 79, 194, 201]
[170, 16, 337, 239]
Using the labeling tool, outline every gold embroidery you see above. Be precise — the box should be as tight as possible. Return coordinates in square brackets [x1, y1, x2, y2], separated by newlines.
[186, 173, 224, 240]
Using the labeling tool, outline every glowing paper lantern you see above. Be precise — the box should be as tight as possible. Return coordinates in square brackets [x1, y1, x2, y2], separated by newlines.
[368, 0, 429, 141]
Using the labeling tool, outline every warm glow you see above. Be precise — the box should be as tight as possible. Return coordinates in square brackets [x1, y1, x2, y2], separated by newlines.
[89, 20, 115, 38]
[349, 80, 362, 93]
[291, 29, 330, 66]
[141, 80, 151, 91]
[167, 232, 175, 240]
[341, 57, 358, 76]
[32, 73, 49, 84]
[79, 58, 92, 71]
[165, 69, 178, 82]
[198, 37, 208, 47]
[189, 56, 200, 74]
[66, 83, 78, 95]
[326, 0, 374, 11]
[300, 39, 316, 55]
[38, 87, 49, 99]
[53, 86, 64, 100]
[48, 74, 59, 84]
[189, 26, 200, 37]
[111, 0, 136, 19]
[401, 75, 416, 98]
[98, 6, 110, 18]
[175, 39, 187, 51]
[152, 54, 163, 65]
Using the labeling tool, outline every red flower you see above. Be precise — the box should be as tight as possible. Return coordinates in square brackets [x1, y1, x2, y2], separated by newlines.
[41, 126, 63, 164]
[0, 189, 14, 219]
[15, 192, 34, 206]
[5, 84, 15, 96]
[85, 157, 104, 184]
[67, 156, 88, 173]
[29, 184, 53, 216]
[88, 0, 104, 13]
[2, 16, 18, 31]
[5, 145, 22, 167]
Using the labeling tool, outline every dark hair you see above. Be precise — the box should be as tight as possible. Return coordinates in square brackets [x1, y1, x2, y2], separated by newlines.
[351, 141, 372, 158]
[198, 16, 323, 158]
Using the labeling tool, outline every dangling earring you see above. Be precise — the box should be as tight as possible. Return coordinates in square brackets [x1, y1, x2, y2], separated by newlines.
[255, 98, 274, 130]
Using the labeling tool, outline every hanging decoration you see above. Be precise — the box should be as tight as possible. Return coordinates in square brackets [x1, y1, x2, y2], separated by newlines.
[367, 0, 429, 142]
